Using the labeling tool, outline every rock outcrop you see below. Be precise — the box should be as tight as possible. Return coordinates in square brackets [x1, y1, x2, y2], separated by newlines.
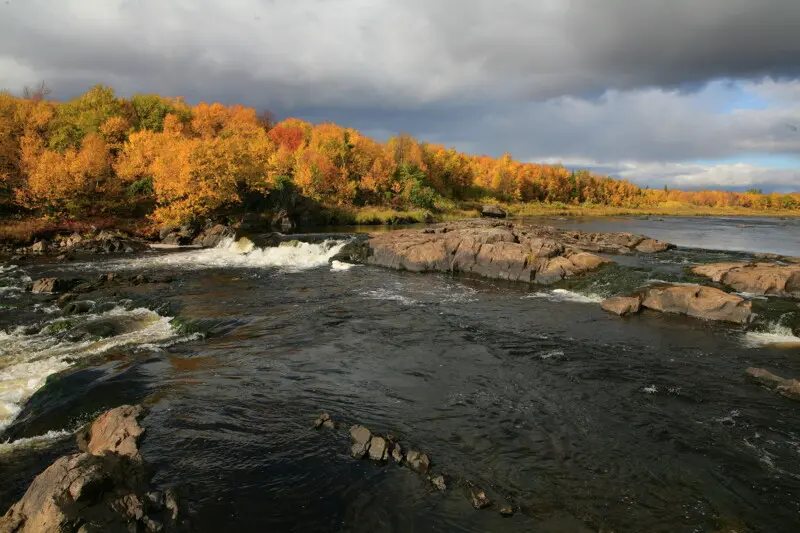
[601, 285, 752, 324]
[30, 278, 64, 293]
[0, 405, 187, 533]
[640, 285, 752, 324]
[362, 220, 674, 285]
[746, 368, 800, 401]
[192, 224, 235, 248]
[691, 262, 800, 298]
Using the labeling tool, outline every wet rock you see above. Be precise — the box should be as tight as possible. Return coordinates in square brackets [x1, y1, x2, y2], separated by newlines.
[313, 413, 335, 429]
[391, 443, 403, 464]
[61, 300, 94, 316]
[745, 368, 800, 402]
[349, 425, 372, 459]
[130, 273, 149, 286]
[600, 296, 642, 316]
[0, 405, 186, 533]
[499, 506, 514, 517]
[31, 277, 63, 293]
[691, 262, 800, 299]
[481, 204, 507, 218]
[470, 489, 491, 509]
[368, 436, 388, 461]
[57, 292, 76, 308]
[162, 233, 191, 246]
[76, 404, 147, 460]
[640, 284, 752, 324]
[746, 367, 788, 389]
[192, 224, 235, 248]
[279, 239, 302, 248]
[364, 220, 620, 285]
[635, 238, 671, 253]
[430, 475, 446, 491]
[30, 240, 49, 254]
[72, 282, 98, 294]
[405, 450, 430, 475]
[271, 209, 295, 232]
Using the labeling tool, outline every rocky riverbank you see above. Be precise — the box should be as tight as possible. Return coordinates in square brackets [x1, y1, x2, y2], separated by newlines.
[0, 405, 187, 533]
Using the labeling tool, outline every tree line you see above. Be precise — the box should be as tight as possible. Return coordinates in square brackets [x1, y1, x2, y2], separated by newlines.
[1, 85, 797, 227]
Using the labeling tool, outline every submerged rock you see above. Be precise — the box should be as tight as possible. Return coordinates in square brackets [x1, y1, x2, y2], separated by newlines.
[313, 412, 335, 429]
[640, 284, 752, 324]
[499, 506, 514, 517]
[746, 368, 800, 402]
[600, 296, 642, 316]
[430, 475, 446, 491]
[0, 405, 187, 533]
[470, 489, 491, 510]
[691, 262, 800, 298]
[481, 204, 507, 218]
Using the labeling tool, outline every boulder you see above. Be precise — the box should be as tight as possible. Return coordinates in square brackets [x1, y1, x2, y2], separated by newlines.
[31, 277, 63, 293]
[30, 240, 49, 254]
[691, 262, 800, 298]
[192, 224, 235, 248]
[367, 436, 388, 461]
[161, 233, 191, 246]
[349, 425, 372, 459]
[640, 285, 752, 324]
[0, 405, 186, 533]
[391, 443, 403, 464]
[76, 404, 146, 460]
[600, 296, 642, 316]
[481, 205, 507, 219]
[405, 450, 430, 475]
[61, 301, 94, 316]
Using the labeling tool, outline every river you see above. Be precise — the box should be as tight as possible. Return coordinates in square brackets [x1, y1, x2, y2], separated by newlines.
[1, 216, 799, 532]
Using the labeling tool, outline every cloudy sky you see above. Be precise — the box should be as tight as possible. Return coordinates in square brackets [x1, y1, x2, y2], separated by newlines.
[1, 0, 799, 192]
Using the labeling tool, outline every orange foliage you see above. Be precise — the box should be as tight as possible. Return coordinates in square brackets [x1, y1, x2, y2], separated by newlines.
[0, 85, 797, 224]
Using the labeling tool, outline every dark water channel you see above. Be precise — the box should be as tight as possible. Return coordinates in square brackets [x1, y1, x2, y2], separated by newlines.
[1, 216, 800, 532]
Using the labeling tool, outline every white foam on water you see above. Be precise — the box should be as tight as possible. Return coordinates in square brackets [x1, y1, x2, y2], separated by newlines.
[538, 349, 564, 360]
[523, 289, 604, 304]
[105, 237, 350, 272]
[360, 288, 418, 306]
[642, 385, 658, 394]
[744, 322, 800, 348]
[0, 429, 72, 454]
[330, 260, 360, 272]
[0, 306, 189, 432]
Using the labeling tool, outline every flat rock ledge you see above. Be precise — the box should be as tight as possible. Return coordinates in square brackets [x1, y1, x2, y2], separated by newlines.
[337, 220, 672, 285]
[691, 262, 800, 299]
[746, 368, 800, 401]
[600, 284, 752, 324]
[0, 405, 188, 533]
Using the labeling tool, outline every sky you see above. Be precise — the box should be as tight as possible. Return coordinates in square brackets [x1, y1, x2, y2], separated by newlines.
[1, 0, 799, 192]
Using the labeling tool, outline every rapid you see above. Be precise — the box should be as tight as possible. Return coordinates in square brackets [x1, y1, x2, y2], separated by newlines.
[1, 216, 800, 532]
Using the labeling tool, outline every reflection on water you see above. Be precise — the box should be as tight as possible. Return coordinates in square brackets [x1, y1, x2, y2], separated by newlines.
[1, 217, 800, 533]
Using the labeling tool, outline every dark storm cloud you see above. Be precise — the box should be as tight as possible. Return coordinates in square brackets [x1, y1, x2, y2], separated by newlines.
[0, 0, 799, 190]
